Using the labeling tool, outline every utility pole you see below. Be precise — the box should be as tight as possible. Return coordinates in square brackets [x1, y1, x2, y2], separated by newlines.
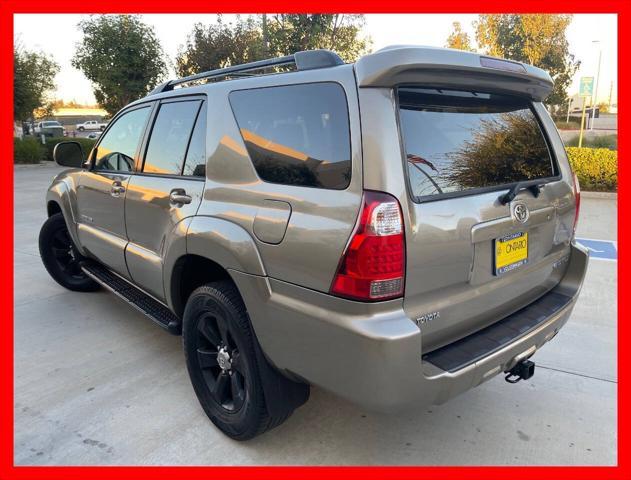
[590, 40, 602, 130]
[608, 81, 613, 110]
[566, 96, 572, 123]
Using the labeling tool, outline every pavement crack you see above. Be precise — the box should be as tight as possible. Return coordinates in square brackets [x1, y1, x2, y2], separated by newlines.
[15, 250, 41, 258]
[536, 364, 617, 384]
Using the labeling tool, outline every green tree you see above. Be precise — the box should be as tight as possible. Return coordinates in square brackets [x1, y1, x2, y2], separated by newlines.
[446, 22, 474, 52]
[72, 15, 167, 115]
[267, 14, 370, 63]
[175, 15, 266, 76]
[474, 14, 579, 107]
[13, 44, 59, 121]
[176, 14, 370, 77]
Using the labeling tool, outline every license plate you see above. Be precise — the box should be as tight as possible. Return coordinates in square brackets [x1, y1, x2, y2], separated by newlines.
[494, 232, 528, 275]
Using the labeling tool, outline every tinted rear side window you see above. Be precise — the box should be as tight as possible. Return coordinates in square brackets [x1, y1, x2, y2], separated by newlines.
[143, 100, 201, 175]
[230, 83, 351, 189]
[398, 88, 555, 200]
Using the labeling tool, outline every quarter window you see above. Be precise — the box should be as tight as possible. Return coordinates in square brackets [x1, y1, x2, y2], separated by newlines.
[182, 103, 207, 177]
[143, 100, 201, 175]
[94, 106, 151, 172]
[229, 83, 351, 189]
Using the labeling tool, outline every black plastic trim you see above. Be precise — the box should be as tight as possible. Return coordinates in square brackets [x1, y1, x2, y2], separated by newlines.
[423, 289, 573, 373]
[81, 260, 181, 334]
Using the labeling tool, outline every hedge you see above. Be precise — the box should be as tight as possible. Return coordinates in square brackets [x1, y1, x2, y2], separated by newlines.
[14, 137, 44, 164]
[41, 137, 97, 162]
[566, 147, 617, 192]
[564, 133, 617, 150]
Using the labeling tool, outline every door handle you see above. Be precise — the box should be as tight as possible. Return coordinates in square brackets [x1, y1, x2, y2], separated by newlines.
[111, 180, 125, 196]
[169, 189, 192, 207]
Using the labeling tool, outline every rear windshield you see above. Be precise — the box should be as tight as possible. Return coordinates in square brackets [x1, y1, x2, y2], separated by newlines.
[398, 88, 555, 200]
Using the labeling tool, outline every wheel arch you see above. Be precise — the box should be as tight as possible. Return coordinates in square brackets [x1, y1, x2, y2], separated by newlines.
[45, 175, 85, 255]
[164, 216, 267, 318]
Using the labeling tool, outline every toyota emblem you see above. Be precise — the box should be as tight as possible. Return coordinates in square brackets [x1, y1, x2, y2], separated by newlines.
[512, 202, 530, 223]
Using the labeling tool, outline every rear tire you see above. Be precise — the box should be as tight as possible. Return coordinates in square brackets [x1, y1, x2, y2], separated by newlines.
[182, 281, 301, 440]
[39, 213, 99, 292]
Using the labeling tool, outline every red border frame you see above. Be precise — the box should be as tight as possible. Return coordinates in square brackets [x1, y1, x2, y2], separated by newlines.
[1, 2, 626, 478]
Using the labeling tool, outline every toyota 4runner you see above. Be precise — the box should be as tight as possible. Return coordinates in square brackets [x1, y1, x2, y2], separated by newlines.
[40, 46, 588, 440]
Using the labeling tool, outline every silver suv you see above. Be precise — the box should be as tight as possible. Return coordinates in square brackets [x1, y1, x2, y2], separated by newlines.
[40, 46, 588, 440]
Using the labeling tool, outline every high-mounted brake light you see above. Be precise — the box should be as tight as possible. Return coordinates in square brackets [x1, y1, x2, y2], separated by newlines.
[331, 191, 405, 301]
[572, 172, 581, 237]
[480, 56, 526, 74]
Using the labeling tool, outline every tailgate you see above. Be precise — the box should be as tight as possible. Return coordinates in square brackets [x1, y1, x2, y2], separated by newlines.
[396, 86, 577, 353]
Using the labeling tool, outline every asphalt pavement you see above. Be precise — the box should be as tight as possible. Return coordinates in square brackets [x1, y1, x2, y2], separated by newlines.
[13, 163, 617, 465]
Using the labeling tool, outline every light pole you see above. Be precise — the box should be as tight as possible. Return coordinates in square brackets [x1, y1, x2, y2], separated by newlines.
[590, 40, 602, 130]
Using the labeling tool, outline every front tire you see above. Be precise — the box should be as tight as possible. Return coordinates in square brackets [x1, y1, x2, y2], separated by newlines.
[183, 281, 298, 440]
[39, 213, 99, 292]
[77, 126, 84, 132]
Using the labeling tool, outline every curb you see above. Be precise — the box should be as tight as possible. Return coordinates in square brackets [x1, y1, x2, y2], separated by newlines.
[14, 162, 56, 169]
[582, 191, 617, 200]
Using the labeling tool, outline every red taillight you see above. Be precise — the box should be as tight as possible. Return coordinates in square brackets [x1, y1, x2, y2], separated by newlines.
[572, 172, 581, 237]
[331, 191, 405, 301]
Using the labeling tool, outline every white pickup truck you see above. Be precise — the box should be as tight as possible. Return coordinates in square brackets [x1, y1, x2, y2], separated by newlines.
[76, 120, 108, 132]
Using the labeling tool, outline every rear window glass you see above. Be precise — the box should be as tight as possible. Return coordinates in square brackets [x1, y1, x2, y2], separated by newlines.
[143, 100, 201, 175]
[229, 83, 351, 190]
[398, 88, 555, 200]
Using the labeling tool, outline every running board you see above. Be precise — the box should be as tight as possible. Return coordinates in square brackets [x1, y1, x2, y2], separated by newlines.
[81, 261, 181, 335]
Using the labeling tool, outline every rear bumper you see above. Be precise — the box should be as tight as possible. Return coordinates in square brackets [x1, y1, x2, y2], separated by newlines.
[232, 242, 588, 411]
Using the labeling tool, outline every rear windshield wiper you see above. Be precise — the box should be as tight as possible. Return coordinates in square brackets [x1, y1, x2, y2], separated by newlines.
[499, 182, 543, 205]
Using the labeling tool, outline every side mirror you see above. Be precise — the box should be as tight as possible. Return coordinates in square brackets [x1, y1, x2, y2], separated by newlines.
[53, 141, 85, 168]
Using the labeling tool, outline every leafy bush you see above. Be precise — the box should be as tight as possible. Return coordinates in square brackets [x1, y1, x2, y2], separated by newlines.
[14, 137, 44, 164]
[566, 147, 617, 192]
[41, 137, 97, 162]
[564, 134, 617, 150]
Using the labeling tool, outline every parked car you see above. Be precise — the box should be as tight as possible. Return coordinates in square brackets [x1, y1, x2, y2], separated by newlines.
[76, 120, 108, 132]
[40, 46, 588, 441]
[87, 131, 102, 139]
[33, 120, 64, 138]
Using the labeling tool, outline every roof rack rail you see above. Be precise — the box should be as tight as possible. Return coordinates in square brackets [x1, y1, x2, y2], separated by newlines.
[149, 49, 344, 96]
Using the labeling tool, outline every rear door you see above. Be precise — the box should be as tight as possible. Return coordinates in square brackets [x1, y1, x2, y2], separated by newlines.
[124, 97, 206, 301]
[397, 88, 575, 352]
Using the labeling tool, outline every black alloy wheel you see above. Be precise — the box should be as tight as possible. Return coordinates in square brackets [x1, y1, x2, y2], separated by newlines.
[183, 281, 304, 440]
[196, 310, 247, 412]
[39, 213, 99, 292]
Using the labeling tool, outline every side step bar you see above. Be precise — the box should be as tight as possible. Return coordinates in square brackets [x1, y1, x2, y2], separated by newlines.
[81, 261, 181, 335]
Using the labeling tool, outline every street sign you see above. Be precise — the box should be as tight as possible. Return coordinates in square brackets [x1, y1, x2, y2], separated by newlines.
[578, 76, 595, 147]
[579, 76, 594, 97]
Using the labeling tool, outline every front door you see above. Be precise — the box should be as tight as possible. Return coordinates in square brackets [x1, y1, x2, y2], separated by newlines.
[124, 97, 206, 301]
[76, 104, 153, 278]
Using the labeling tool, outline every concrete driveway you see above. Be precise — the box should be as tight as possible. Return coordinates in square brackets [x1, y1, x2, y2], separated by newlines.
[14, 163, 617, 465]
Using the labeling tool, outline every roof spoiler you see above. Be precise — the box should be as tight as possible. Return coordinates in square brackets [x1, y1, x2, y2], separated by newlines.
[354, 46, 554, 102]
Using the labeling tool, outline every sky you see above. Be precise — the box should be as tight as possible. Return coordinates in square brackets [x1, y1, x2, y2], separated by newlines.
[14, 14, 617, 106]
